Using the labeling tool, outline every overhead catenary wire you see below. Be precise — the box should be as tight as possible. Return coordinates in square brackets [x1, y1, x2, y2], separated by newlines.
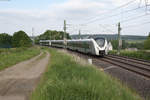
[99, 24, 116, 34]
[70, 0, 150, 35]
[123, 21, 150, 28]
[121, 13, 150, 23]
[82, 0, 137, 24]
[85, 0, 137, 21]
[84, 4, 150, 25]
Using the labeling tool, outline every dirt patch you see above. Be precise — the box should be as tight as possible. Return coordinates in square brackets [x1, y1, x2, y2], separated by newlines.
[0, 51, 50, 100]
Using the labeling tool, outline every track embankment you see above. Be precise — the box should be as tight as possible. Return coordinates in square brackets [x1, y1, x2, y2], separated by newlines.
[66, 50, 150, 100]
[0, 51, 50, 100]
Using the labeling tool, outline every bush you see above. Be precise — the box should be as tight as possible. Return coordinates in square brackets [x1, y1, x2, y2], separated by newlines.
[144, 37, 150, 50]
[0, 33, 12, 48]
[35, 30, 71, 44]
[12, 30, 32, 47]
[109, 50, 150, 61]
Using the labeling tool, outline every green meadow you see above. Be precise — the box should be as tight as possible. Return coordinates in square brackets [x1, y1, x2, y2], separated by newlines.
[31, 48, 141, 100]
[0, 47, 40, 70]
[109, 50, 150, 61]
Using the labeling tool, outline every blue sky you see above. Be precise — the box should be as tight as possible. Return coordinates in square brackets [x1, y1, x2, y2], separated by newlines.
[0, 0, 66, 9]
[0, 0, 150, 36]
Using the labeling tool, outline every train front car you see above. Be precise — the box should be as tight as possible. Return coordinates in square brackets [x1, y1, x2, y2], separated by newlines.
[93, 38, 108, 56]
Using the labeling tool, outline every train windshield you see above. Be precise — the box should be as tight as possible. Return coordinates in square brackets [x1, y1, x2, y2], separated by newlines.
[95, 38, 105, 47]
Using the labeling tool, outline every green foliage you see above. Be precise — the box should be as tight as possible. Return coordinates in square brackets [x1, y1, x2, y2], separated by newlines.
[122, 40, 128, 49]
[144, 36, 150, 50]
[109, 50, 150, 61]
[127, 42, 144, 50]
[35, 30, 71, 44]
[71, 34, 147, 41]
[31, 48, 141, 100]
[110, 40, 118, 50]
[0, 47, 40, 70]
[0, 33, 12, 48]
[111, 39, 144, 50]
[110, 39, 128, 50]
[12, 30, 32, 47]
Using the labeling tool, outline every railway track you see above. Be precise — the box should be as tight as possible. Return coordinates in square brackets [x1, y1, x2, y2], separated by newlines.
[63, 49, 150, 99]
[96, 55, 150, 79]
[67, 50, 150, 79]
[109, 54, 150, 64]
[62, 48, 150, 79]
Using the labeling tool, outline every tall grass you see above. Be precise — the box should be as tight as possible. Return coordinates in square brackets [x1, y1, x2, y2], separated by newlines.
[31, 48, 141, 100]
[109, 50, 150, 61]
[0, 47, 40, 70]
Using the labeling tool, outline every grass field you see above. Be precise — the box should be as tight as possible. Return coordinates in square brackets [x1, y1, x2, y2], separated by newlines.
[109, 50, 150, 61]
[31, 48, 141, 100]
[126, 40, 145, 43]
[0, 47, 40, 71]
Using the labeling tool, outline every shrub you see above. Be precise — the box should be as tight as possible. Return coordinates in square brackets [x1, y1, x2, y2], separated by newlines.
[0, 33, 12, 48]
[12, 30, 32, 47]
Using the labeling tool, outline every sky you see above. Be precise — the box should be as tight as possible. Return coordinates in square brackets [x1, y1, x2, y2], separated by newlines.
[0, 0, 150, 36]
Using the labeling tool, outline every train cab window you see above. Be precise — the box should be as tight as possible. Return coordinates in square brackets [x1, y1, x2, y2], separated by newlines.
[95, 38, 105, 47]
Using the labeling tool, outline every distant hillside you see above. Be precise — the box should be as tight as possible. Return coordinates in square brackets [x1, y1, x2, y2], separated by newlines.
[71, 34, 147, 41]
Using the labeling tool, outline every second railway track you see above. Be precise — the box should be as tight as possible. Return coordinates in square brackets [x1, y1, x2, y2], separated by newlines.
[59, 49, 150, 99]
[108, 55, 150, 66]
[94, 55, 150, 79]
[67, 49, 150, 79]
[68, 49, 150, 79]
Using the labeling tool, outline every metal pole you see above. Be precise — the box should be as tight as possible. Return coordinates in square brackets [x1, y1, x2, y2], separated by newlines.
[117, 22, 122, 55]
[32, 27, 35, 45]
[63, 20, 66, 39]
[63, 20, 67, 48]
[79, 30, 81, 39]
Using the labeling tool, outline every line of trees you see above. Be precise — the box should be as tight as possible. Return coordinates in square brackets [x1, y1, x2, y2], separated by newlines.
[0, 33, 12, 48]
[144, 33, 150, 49]
[0, 30, 71, 48]
[111, 40, 145, 50]
[35, 30, 71, 44]
[111, 33, 150, 50]
[1, 29, 149, 50]
[0, 30, 32, 48]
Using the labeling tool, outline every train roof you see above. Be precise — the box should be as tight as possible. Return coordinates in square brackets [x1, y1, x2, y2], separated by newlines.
[39, 40, 51, 42]
[40, 38, 106, 42]
[67, 39, 94, 42]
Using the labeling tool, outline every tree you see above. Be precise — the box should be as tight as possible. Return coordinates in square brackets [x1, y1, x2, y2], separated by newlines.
[122, 40, 128, 49]
[110, 40, 118, 50]
[0, 33, 12, 48]
[35, 30, 71, 44]
[144, 34, 150, 50]
[126, 42, 144, 50]
[110, 39, 129, 50]
[12, 30, 32, 47]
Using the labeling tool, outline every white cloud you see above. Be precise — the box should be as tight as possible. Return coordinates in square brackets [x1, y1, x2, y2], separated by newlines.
[0, 0, 149, 36]
[0, 0, 107, 35]
[49, 0, 106, 21]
